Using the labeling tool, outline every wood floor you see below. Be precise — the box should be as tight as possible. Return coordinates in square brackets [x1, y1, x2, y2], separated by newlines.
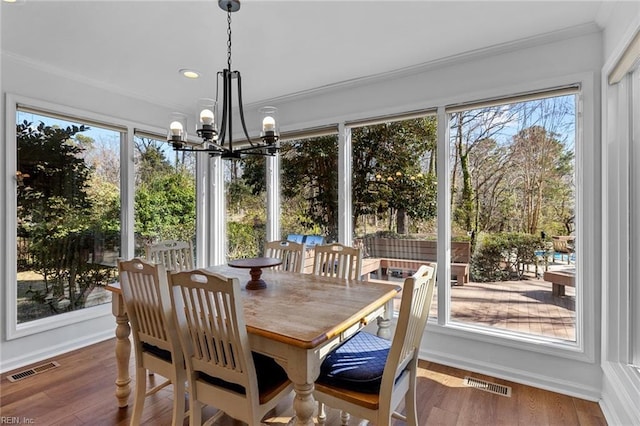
[0, 339, 606, 425]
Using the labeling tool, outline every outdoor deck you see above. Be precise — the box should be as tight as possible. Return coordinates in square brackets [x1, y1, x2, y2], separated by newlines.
[382, 263, 576, 342]
[439, 277, 576, 341]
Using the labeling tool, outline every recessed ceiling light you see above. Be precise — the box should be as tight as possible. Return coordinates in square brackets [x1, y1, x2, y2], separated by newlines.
[179, 69, 200, 79]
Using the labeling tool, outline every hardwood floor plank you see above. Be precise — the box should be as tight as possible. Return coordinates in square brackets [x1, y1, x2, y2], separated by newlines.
[0, 339, 606, 425]
[425, 406, 458, 425]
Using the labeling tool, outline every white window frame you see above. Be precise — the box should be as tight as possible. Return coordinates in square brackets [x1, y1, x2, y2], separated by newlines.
[429, 77, 596, 362]
[335, 75, 595, 361]
[4, 94, 135, 339]
[440, 86, 584, 347]
[630, 66, 640, 368]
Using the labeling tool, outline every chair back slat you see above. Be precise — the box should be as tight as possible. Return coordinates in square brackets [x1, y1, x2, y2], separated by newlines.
[381, 264, 437, 394]
[146, 240, 194, 272]
[312, 243, 362, 280]
[170, 269, 255, 390]
[264, 240, 306, 273]
[119, 258, 174, 350]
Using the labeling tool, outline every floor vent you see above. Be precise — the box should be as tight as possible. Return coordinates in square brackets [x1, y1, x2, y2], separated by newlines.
[463, 376, 512, 397]
[7, 361, 60, 382]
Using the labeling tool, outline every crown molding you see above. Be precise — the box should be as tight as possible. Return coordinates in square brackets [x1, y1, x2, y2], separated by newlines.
[248, 22, 602, 108]
[1, 50, 187, 113]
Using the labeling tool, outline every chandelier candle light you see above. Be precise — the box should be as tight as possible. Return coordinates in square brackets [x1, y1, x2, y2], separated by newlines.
[167, 0, 280, 159]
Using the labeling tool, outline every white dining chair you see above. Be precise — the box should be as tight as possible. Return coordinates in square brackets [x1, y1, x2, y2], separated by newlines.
[314, 264, 437, 426]
[146, 239, 194, 272]
[118, 258, 188, 426]
[312, 243, 363, 280]
[168, 268, 294, 426]
[264, 239, 306, 273]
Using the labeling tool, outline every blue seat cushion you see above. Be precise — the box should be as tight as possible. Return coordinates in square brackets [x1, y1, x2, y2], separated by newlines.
[317, 331, 390, 394]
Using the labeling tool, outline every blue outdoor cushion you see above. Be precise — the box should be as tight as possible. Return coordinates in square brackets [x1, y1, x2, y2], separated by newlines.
[303, 235, 324, 247]
[287, 234, 304, 243]
[317, 331, 390, 394]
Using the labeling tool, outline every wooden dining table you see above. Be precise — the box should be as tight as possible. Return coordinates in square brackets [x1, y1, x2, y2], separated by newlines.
[106, 265, 400, 426]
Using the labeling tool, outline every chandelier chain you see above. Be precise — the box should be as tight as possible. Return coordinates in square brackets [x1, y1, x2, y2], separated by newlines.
[227, 8, 232, 70]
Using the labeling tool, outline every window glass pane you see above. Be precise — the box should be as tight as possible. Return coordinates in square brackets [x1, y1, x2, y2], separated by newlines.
[448, 94, 577, 341]
[225, 157, 266, 260]
[351, 117, 438, 315]
[16, 111, 119, 323]
[133, 136, 196, 259]
[281, 136, 340, 244]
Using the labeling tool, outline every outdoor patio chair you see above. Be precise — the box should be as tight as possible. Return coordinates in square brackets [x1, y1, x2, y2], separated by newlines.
[168, 269, 293, 425]
[314, 264, 437, 426]
[118, 258, 187, 426]
[312, 243, 363, 280]
[145, 239, 194, 272]
[264, 239, 306, 273]
[552, 236, 575, 264]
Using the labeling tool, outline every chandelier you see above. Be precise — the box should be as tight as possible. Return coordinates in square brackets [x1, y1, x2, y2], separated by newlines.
[167, 0, 280, 159]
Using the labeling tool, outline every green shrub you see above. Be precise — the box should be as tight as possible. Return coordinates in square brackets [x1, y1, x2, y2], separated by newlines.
[227, 221, 262, 260]
[471, 232, 543, 282]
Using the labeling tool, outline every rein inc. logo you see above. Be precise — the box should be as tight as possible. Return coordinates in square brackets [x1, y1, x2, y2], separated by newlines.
[0, 418, 34, 424]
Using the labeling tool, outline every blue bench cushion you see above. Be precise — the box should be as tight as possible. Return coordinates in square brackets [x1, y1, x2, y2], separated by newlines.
[317, 331, 390, 394]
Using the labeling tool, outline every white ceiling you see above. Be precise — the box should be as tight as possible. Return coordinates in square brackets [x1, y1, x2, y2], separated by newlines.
[1, 0, 609, 114]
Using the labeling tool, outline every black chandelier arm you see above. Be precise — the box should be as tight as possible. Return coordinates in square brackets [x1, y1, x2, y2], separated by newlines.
[218, 70, 229, 144]
[172, 143, 275, 157]
[235, 71, 257, 146]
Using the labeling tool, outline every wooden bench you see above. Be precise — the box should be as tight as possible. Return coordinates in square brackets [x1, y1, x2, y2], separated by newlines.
[361, 238, 470, 285]
[543, 269, 575, 296]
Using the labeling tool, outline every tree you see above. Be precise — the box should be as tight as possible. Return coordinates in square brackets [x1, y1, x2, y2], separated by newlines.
[17, 120, 112, 314]
[450, 106, 522, 235]
[352, 117, 437, 234]
[132, 137, 197, 250]
[281, 136, 340, 240]
[508, 125, 574, 234]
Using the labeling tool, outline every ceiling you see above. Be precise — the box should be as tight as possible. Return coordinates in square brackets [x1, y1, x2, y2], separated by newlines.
[1, 0, 609, 115]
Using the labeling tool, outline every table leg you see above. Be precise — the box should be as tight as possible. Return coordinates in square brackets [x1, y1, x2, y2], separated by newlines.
[376, 299, 394, 340]
[112, 293, 131, 408]
[292, 382, 316, 426]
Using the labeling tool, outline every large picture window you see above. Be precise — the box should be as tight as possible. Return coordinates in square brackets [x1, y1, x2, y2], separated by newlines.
[15, 109, 122, 325]
[446, 89, 578, 342]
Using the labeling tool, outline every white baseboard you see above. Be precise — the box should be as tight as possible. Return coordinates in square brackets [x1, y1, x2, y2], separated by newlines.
[420, 346, 601, 401]
[600, 362, 640, 426]
[0, 330, 114, 374]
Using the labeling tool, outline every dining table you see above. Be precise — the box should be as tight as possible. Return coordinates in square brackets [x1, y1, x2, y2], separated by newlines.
[105, 264, 400, 425]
